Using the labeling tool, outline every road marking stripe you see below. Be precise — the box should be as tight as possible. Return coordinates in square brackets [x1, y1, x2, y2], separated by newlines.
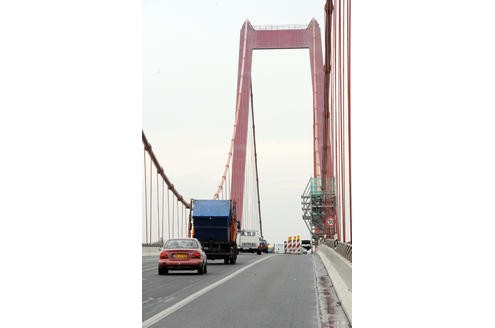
[143, 266, 156, 272]
[142, 255, 272, 328]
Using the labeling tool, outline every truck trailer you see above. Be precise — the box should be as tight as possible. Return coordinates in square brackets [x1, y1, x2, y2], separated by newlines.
[191, 199, 239, 264]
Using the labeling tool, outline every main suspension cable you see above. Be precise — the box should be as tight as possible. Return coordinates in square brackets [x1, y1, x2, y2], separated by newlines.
[142, 131, 190, 208]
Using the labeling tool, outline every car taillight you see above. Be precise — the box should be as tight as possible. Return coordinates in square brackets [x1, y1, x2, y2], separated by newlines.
[192, 252, 201, 259]
[160, 252, 168, 259]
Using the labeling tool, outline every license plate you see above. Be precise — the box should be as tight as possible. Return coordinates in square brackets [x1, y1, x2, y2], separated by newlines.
[173, 253, 188, 259]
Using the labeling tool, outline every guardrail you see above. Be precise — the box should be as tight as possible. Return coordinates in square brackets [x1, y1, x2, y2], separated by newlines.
[142, 243, 163, 248]
[316, 242, 352, 323]
[142, 245, 162, 257]
[322, 239, 352, 263]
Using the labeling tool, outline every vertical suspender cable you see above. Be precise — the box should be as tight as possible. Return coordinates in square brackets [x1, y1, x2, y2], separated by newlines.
[149, 157, 153, 243]
[180, 203, 183, 237]
[332, 0, 340, 241]
[157, 172, 160, 243]
[342, 0, 347, 243]
[347, 0, 352, 243]
[324, 0, 333, 239]
[188, 200, 192, 238]
[161, 179, 165, 243]
[335, 0, 340, 241]
[167, 189, 171, 239]
[171, 193, 175, 238]
[227, 167, 230, 199]
[176, 199, 179, 238]
[244, 142, 249, 229]
[338, 0, 343, 242]
[339, 0, 346, 243]
[144, 150, 148, 244]
[250, 79, 263, 239]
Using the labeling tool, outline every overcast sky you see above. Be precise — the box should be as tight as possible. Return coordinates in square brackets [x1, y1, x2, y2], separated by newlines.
[143, 0, 326, 243]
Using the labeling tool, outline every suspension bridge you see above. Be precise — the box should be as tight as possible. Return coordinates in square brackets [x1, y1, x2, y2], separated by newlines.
[142, 11, 351, 248]
[143, 1, 352, 327]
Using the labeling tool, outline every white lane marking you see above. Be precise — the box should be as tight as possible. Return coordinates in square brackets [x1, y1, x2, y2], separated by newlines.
[143, 266, 156, 272]
[142, 255, 273, 328]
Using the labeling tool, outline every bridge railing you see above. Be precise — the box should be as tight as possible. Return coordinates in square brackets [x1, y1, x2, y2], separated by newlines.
[323, 239, 352, 263]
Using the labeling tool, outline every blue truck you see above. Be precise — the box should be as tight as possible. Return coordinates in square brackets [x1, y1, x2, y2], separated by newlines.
[191, 199, 239, 264]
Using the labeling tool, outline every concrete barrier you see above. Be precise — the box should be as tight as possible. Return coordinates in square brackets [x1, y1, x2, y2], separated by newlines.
[317, 244, 352, 323]
[142, 246, 161, 257]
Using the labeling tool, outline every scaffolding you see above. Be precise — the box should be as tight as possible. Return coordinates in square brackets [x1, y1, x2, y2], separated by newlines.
[301, 177, 335, 241]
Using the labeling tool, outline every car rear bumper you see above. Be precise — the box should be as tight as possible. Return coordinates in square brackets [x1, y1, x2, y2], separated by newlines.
[159, 259, 202, 270]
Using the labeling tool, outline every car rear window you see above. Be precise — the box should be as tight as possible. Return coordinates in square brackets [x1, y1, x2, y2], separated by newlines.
[164, 239, 198, 249]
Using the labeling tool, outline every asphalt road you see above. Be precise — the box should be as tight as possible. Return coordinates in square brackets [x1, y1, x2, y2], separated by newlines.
[142, 253, 350, 328]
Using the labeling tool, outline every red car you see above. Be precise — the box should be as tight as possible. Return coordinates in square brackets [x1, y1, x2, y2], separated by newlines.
[158, 238, 207, 275]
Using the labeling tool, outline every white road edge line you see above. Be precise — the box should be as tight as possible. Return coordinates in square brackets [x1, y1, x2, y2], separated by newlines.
[142, 255, 273, 328]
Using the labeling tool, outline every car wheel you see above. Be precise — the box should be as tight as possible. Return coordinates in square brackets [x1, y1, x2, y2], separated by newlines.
[158, 267, 166, 275]
[230, 256, 236, 264]
[198, 264, 204, 275]
[224, 258, 229, 264]
[204, 262, 207, 274]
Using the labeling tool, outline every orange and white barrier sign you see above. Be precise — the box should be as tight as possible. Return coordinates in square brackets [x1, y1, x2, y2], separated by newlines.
[295, 235, 301, 254]
[287, 236, 293, 254]
[286, 235, 302, 254]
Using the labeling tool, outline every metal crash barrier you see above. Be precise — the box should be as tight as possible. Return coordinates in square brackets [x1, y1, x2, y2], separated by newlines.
[317, 239, 352, 323]
[323, 239, 352, 263]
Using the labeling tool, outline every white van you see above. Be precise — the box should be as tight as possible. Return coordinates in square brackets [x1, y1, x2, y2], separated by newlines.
[237, 230, 261, 253]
